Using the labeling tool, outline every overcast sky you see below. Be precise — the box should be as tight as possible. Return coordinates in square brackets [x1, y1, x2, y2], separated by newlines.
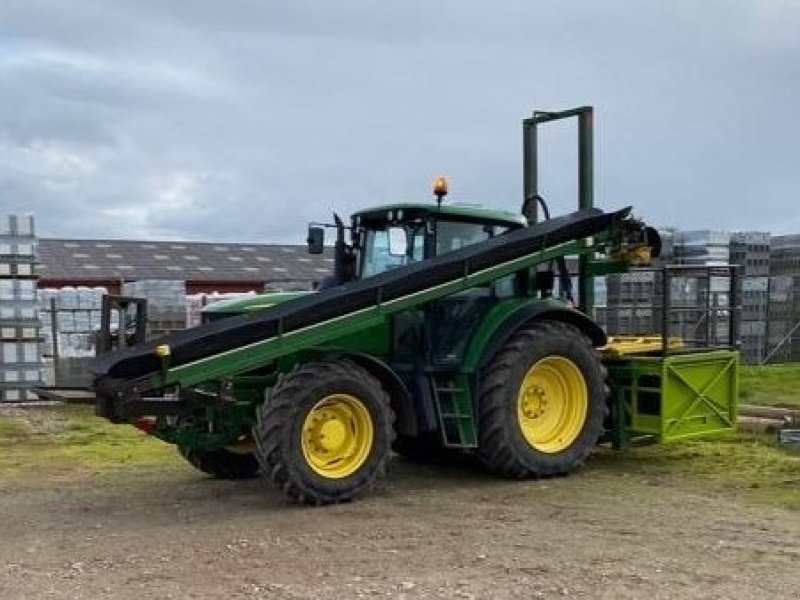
[1, 1, 799, 243]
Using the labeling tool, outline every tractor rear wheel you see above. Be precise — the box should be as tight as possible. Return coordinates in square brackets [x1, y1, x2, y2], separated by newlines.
[253, 359, 394, 505]
[178, 446, 260, 480]
[477, 320, 607, 478]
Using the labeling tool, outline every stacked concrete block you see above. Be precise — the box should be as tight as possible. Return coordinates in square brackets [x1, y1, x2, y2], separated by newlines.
[739, 276, 768, 363]
[669, 232, 732, 350]
[122, 279, 186, 337]
[729, 232, 770, 363]
[602, 270, 661, 336]
[731, 232, 770, 277]
[595, 229, 677, 336]
[666, 272, 730, 348]
[674, 230, 731, 266]
[768, 235, 800, 362]
[0, 215, 43, 402]
[765, 278, 794, 364]
[39, 287, 108, 359]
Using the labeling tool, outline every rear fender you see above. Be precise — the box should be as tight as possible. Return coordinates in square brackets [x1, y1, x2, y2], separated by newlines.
[469, 301, 607, 371]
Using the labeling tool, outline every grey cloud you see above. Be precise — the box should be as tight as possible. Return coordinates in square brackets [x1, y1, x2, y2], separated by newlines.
[1, 1, 799, 243]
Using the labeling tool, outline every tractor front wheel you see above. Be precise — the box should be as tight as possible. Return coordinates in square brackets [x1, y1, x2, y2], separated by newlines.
[253, 360, 394, 505]
[477, 320, 607, 478]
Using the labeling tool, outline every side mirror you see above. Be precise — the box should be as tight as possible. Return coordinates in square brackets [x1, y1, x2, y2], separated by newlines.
[387, 227, 407, 256]
[307, 226, 324, 255]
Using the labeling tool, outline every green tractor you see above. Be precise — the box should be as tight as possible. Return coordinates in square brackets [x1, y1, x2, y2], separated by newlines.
[93, 107, 739, 505]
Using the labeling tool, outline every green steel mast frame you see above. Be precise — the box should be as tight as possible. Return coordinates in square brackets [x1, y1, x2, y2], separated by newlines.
[523, 106, 595, 312]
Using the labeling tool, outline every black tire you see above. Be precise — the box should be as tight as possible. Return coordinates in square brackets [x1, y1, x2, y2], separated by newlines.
[392, 432, 443, 462]
[178, 447, 260, 480]
[477, 320, 607, 478]
[253, 359, 394, 505]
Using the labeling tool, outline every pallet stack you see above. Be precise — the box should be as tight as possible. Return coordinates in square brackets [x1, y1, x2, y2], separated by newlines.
[769, 235, 800, 362]
[601, 270, 662, 336]
[122, 279, 186, 338]
[674, 230, 731, 266]
[731, 232, 770, 364]
[0, 215, 43, 402]
[39, 286, 108, 358]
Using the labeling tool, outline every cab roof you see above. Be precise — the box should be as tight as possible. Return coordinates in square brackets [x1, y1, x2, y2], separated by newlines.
[352, 202, 527, 229]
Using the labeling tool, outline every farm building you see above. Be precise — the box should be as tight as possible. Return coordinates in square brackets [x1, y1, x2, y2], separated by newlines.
[36, 238, 333, 294]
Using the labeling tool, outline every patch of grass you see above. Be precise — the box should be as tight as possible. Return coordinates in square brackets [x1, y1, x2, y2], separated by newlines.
[1, 403, 798, 511]
[0, 419, 30, 439]
[740, 364, 800, 407]
[595, 432, 800, 509]
[0, 404, 179, 482]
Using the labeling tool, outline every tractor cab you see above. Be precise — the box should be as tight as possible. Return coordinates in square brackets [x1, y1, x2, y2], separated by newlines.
[307, 180, 527, 287]
[305, 193, 534, 368]
[352, 201, 526, 277]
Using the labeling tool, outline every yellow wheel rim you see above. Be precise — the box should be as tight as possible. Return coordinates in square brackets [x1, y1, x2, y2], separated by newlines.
[517, 356, 588, 454]
[301, 394, 374, 479]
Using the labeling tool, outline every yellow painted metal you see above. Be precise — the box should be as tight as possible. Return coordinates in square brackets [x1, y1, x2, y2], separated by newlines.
[601, 336, 686, 358]
[612, 246, 652, 265]
[301, 394, 374, 479]
[517, 357, 588, 453]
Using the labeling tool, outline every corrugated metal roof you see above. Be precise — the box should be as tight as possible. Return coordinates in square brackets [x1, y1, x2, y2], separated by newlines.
[37, 238, 333, 282]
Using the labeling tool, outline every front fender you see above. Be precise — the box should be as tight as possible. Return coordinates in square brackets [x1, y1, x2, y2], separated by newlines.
[315, 350, 419, 438]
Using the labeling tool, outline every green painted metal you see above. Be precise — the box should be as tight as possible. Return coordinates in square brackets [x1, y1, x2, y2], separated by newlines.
[605, 350, 739, 448]
[156, 401, 256, 451]
[353, 202, 528, 228]
[584, 259, 631, 277]
[431, 372, 477, 448]
[660, 352, 739, 439]
[318, 323, 392, 358]
[523, 107, 595, 312]
[461, 296, 552, 372]
[577, 109, 595, 314]
[108, 105, 742, 463]
[161, 235, 601, 389]
[203, 291, 313, 316]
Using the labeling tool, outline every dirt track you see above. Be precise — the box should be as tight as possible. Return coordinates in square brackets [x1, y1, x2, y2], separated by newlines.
[1, 455, 799, 599]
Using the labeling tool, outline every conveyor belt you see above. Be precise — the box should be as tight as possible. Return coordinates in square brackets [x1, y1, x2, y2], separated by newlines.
[92, 207, 630, 381]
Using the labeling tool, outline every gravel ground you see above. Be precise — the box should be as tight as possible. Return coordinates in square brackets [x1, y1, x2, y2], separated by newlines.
[1, 454, 799, 599]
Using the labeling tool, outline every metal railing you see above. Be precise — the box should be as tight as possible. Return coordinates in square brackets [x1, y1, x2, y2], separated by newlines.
[596, 265, 741, 357]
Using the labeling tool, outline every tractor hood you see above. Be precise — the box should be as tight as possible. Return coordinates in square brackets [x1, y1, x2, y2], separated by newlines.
[202, 291, 314, 316]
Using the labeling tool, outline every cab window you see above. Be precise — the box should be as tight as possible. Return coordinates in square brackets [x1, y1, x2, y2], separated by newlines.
[361, 227, 424, 278]
[436, 221, 506, 255]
